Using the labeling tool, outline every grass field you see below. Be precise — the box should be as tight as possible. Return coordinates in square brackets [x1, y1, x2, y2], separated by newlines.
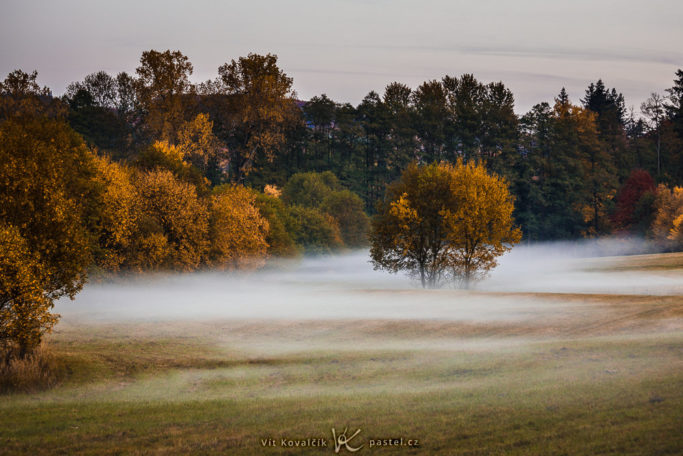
[1, 252, 681, 455]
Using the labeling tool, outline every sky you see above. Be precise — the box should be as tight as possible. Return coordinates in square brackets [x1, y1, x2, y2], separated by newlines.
[1, 0, 682, 113]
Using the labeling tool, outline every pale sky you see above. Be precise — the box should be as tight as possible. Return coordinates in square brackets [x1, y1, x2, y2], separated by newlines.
[1, 0, 681, 113]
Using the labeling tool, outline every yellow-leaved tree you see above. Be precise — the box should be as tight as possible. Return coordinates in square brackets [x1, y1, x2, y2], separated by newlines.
[651, 185, 683, 249]
[130, 169, 209, 271]
[177, 113, 226, 176]
[370, 160, 521, 288]
[441, 160, 523, 286]
[0, 114, 98, 356]
[0, 223, 56, 358]
[90, 155, 139, 271]
[208, 185, 269, 271]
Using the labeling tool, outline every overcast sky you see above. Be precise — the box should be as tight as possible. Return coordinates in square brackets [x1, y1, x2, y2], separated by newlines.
[1, 0, 681, 113]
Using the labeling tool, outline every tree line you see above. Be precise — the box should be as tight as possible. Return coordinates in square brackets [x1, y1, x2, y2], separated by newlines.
[33, 50, 683, 241]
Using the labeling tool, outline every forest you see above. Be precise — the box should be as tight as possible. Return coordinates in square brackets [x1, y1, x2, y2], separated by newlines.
[4, 50, 682, 249]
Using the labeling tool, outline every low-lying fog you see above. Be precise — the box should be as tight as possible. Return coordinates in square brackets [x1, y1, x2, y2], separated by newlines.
[56, 238, 683, 323]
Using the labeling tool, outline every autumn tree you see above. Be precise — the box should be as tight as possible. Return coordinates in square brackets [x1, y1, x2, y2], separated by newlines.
[0, 223, 55, 358]
[214, 53, 301, 182]
[0, 114, 98, 355]
[612, 169, 656, 232]
[208, 185, 269, 270]
[135, 140, 210, 194]
[89, 155, 139, 271]
[370, 161, 521, 288]
[130, 169, 209, 271]
[135, 49, 194, 141]
[651, 185, 683, 249]
[442, 160, 522, 286]
[177, 113, 227, 179]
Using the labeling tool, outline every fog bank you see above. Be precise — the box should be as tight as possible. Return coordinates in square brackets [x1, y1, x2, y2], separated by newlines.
[56, 239, 682, 323]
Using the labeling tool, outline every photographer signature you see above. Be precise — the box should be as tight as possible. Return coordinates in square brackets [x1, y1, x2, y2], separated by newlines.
[331, 427, 363, 453]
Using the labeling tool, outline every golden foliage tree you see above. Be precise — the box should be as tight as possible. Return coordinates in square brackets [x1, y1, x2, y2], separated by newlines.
[136, 140, 210, 194]
[441, 160, 523, 286]
[0, 224, 56, 358]
[208, 185, 269, 270]
[131, 169, 209, 271]
[370, 161, 521, 288]
[0, 116, 97, 355]
[651, 184, 683, 248]
[90, 155, 139, 271]
[177, 113, 225, 174]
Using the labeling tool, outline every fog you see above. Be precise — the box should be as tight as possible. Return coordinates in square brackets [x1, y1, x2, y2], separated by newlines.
[56, 238, 682, 324]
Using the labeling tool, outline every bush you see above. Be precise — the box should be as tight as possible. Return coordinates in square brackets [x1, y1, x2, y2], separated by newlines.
[254, 193, 300, 257]
[279, 171, 370, 250]
[285, 206, 343, 254]
[281, 171, 340, 208]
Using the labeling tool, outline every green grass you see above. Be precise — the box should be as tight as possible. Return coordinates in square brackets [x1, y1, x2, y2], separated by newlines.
[1, 322, 681, 454]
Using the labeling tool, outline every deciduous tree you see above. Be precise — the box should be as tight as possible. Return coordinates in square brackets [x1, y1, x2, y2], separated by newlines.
[208, 185, 269, 270]
[370, 161, 520, 288]
[215, 53, 301, 182]
[135, 49, 194, 141]
[0, 115, 97, 355]
[131, 169, 209, 271]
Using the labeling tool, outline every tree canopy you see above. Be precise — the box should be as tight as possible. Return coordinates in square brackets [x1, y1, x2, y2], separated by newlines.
[370, 161, 521, 288]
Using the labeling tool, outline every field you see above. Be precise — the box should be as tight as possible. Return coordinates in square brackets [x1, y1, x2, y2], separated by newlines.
[1, 250, 682, 455]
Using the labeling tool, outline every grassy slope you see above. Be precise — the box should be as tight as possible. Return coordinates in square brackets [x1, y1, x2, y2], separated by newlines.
[1, 255, 681, 455]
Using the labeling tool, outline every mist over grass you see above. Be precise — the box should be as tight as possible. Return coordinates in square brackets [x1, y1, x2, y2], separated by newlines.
[6, 237, 681, 455]
[56, 237, 683, 324]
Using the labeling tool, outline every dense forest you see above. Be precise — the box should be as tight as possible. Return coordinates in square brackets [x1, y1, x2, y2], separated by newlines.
[48, 52, 683, 239]
[3, 49, 683, 254]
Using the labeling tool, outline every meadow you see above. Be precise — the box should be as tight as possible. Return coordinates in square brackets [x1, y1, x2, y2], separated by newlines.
[1, 249, 681, 455]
